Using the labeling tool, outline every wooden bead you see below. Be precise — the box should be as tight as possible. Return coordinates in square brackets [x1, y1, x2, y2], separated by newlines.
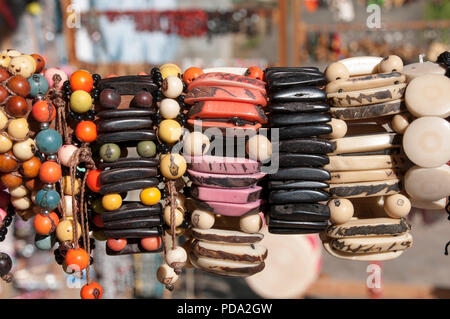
[0, 135, 13, 153]
[99, 143, 121, 162]
[7, 75, 30, 97]
[140, 187, 161, 206]
[0, 86, 7, 104]
[0, 111, 8, 131]
[384, 194, 411, 218]
[30, 54, 45, 73]
[141, 236, 162, 251]
[58, 145, 78, 167]
[7, 118, 29, 139]
[183, 132, 210, 156]
[0, 173, 22, 188]
[160, 64, 182, 79]
[391, 114, 409, 134]
[107, 238, 127, 252]
[36, 189, 60, 210]
[28, 74, 49, 97]
[65, 248, 89, 271]
[9, 185, 29, 197]
[70, 70, 93, 92]
[246, 135, 272, 162]
[21, 156, 41, 178]
[163, 206, 184, 227]
[13, 138, 36, 161]
[132, 91, 153, 108]
[86, 169, 102, 193]
[137, 141, 156, 158]
[32, 100, 56, 123]
[328, 198, 354, 225]
[162, 76, 183, 98]
[70, 90, 92, 113]
[0, 151, 18, 173]
[62, 176, 81, 195]
[56, 219, 82, 242]
[11, 196, 32, 210]
[8, 55, 35, 78]
[75, 121, 97, 143]
[191, 209, 215, 229]
[160, 153, 186, 179]
[6, 96, 29, 118]
[102, 193, 122, 211]
[240, 213, 262, 234]
[33, 212, 59, 235]
[379, 55, 403, 73]
[160, 98, 180, 119]
[99, 89, 121, 109]
[158, 119, 182, 144]
[326, 62, 349, 82]
[328, 118, 347, 139]
[183, 67, 203, 85]
[35, 129, 62, 155]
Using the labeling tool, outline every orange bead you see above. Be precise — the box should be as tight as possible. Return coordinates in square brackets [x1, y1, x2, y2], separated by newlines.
[137, 72, 148, 75]
[70, 70, 93, 92]
[39, 161, 61, 183]
[1, 173, 22, 188]
[105, 74, 118, 78]
[25, 178, 40, 191]
[140, 236, 162, 251]
[80, 282, 103, 299]
[107, 238, 127, 252]
[245, 66, 264, 81]
[92, 214, 104, 228]
[33, 212, 59, 235]
[32, 100, 56, 123]
[86, 169, 102, 192]
[75, 121, 97, 143]
[21, 156, 41, 178]
[183, 67, 203, 85]
[65, 248, 90, 271]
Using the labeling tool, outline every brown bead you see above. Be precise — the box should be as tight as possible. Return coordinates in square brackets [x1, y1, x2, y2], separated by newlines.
[0, 151, 18, 173]
[30, 54, 45, 73]
[25, 178, 40, 191]
[21, 156, 41, 178]
[0, 67, 9, 82]
[7, 75, 30, 97]
[0, 86, 8, 104]
[6, 96, 29, 117]
[1, 173, 23, 188]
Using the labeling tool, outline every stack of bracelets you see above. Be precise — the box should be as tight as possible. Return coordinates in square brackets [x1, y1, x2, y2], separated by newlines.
[182, 66, 271, 277]
[0, 45, 449, 298]
[265, 67, 333, 234]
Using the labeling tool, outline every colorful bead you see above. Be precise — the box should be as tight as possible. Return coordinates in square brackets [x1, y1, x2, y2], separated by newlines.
[58, 144, 78, 167]
[102, 193, 122, 211]
[140, 187, 161, 206]
[39, 161, 62, 183]
[36, 129, 62, 154]
[0, 151, 18, 173]
[44, 68, 68, 89]
[158, 119, 182, 144]
[0, 87, 8, 104]
[9, 185, 29, 197]
[62, 176, 81, 195]
[99, 88, 121, 109]
[33, 212, 59, 235]
[240, 214, 262, 233]
[32, 100, 56, 123]
[56, 219, 82, 242]
[183, 67, 203, 85]
[7, 75, 30, 97]
[160, 153, 186, 179]
[35, 234, 56, 250]
[183, 132, 210, 156]
[92, 214, 104, 228]
[160, 63, 182, 79]
[0, 135, 13, 153]
[245, 66, 264, 80]
[70, 70, 93, 92]
[70, 90, 93, 113]
[8, 55, 35, 78]
[80, 282, 103, 299]
[86, 169, 102, 193]
[21, 156, 41, 178]
[162, 76, 183, 98]
[160, 98, 180, 119]
[0, 68, 8, 82]
[75, 121, 97, 143]
[141, 236, 162, 251]
[107, 238, 127, 252]
[65, 248, 90, 271]
[28, 74, 49, 97]
[12, 138, 36, 161]
[5, 96, 29, 117]
[0, 173, 22, 188]
[99, 143, 121, 162]
[0, 111, 8, 131]
[163, 206, 184, 227]
[11, 196, 32, 210]
[7, 118, 29, 139]
[35, 189, 60, 210]
[137, 141, 156, 158]
[30, 54, 45, 73]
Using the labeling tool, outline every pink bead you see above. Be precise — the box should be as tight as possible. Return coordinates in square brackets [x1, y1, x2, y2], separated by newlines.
[0, 191, 9, 209]
[58, 144, 78, 167]
[0, 208, 6, 223]
[44, 68, 68, 90]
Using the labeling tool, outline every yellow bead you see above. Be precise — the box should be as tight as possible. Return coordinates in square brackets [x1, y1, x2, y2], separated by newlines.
[7, 118, 29, 140]
[56, 219, 82, 242]
[160, 153, 186, 179]
[160, 63, 182, 79]
[158, 119, 182, 144]
[70, 90, 92, 113]
[102, 193, 122, 211]
[163, 206, 184, 227]
[62, 176, 81, 195]
[140, 187, 161, 206]
[0, 134, 13, 153]
[0, 111, 8, 130]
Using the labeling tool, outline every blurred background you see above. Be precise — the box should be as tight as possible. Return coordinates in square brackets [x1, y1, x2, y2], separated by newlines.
[0, 0, 449, 299]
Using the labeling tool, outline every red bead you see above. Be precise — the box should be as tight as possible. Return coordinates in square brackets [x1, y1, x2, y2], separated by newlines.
[0, 86, 8, 104]
[39, 161, 62, 183]
[75, 121, 97, 142]
[7, 75, 31, 97]
[107, 238, 127, 252]
[5, 96, 29, 117]
[92, 214, 104, 228]
[30, 54, 46, 73]
[86, 169, 102, 192]
[65, 248, 90, 271]
[0, 68, 9, 82]
[140, 236, 162, 251]
[32, 100, 56, 123]
[80, 282, 103, 299]
[245, 66, 264, 81]
[70, 70, 93, 92]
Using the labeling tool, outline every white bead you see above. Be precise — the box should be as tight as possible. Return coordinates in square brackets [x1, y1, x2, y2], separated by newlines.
[191, 209, 215, 229]
[240, 213, 262, 233]
[325, 62, 349, 82]
[9, 185, 29, 198]
[183, 131, 210, 156]
[165, 246, 187, 271]
[391, 114, 409, 134]
[58, 145, 79, 167]
[246, 135, 272, 162]
[328, 118, 347, 139]
[160, 98, 180, 119]
[378, 55, 403, 73]
[162, 76, 183, 98]
[11, 196, 32, 210]
[63, 195, 77, 217]
[163, 206, 184, 227]
[328, 198, 354, 225]
[384, 194, 411, 218]
[157, 263, 179, 286]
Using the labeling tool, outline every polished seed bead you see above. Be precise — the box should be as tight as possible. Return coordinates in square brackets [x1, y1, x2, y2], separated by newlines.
[6, 96, 29, 118]
[28, 74, 49, 97]
[56, 219, 82, 242]
[99, 88, 121, 109]
[21, 156, 41, 178]
[328, 198, 354, 225]
[70, 90, 92, 113]
[35, 189, 60, 210]
[86, 169, 102, 193]
[0, 111, 7, 131]
[35, 129, 61, 155]
[39, 161, 62, 184]
[182, 67, 203, 85]
[7, 118, 29, 139]
[158, 119, 182, 144]
[32, 100, 56, 123]
[70, 70, 93, 92]
[0, 151, 18, 173]
[191, 210, 215, 229]
[8, 55, 35, 78]
[141, 236, 162, 251]
[160, 64, 182, 79]
[132, 91, 153, 108]
[102, 193, 122, 211]
[58, 145, 78, 167]
[99, 143, 121, 162]
[160, 153, 186, 179]
[163, 206, 184, 227]
[107, 238, 127, 252]
[140, 187, 161, 206]
[0, 87, 7, 104]
[183, 131, 210, 156]
[9, 185, 29, 197]
[0, 68, 9, 82]
[7, 75, 31, 97]
[137, 141, 156, 158]
[11, 196, 32, 210]
[13, 138, 36, 161]
[75, 121, 97, 143]
[162, 76, 183, 98]
[30, 54, 45, 73]
[160, 98, 180, 119]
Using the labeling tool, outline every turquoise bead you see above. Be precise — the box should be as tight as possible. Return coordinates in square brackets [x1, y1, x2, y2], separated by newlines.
[28, 74, 49, 97]
[35, 234, 56, 250]
[35, 129, 62, 154]
[36, 189, 60, 209]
